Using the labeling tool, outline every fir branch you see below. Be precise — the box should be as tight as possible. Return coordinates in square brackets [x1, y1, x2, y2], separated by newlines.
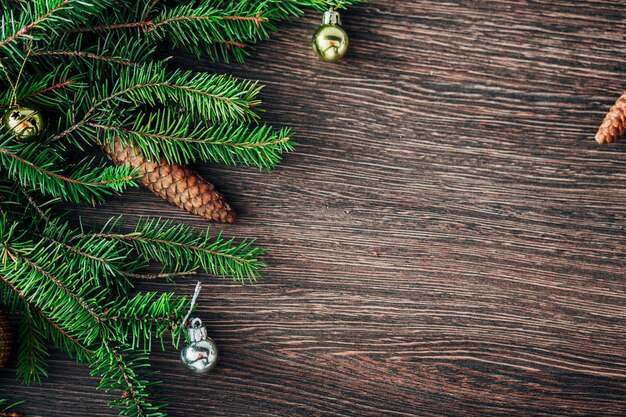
[50, 63, 260, 147]
[16, 307, 48, 385]
[0, 273, 91, 363]
[0, 221, 106, 345]
[0, 142, 138, 204]
[28, 32, 155, 73]
[103, 292, 188, 350]
[32, 217, 146, 293]
[19, 189, 50, 225]
[89, 218, 267, 283]
[122, 269, 197, 280]
[143, 0, 161, 21]
[0, 67, 82, 108]
[13, 79, 77, 104]
[0, 0, 116, 51]
[30, 49, 137, 66]
[92, 341, 165, 417]
[18, 254, 103, 323]
[90, 109, 294, 169]
[0, 1, 71, 49]
[36, 232, 132, 292]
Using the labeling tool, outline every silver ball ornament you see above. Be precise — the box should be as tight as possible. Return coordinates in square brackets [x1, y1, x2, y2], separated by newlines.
[181, 318, 218, 374]
[312, 10, 349, 62]
[2, 105, 46, 142]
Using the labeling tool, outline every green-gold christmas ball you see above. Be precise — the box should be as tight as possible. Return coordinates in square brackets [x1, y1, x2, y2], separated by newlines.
[312, 10, 348, 62]
[2, 105, 46, 142]
[312, 23, 349, 62]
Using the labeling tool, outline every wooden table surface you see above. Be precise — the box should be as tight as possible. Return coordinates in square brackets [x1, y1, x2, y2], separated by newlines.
[1, 1, 626, 416]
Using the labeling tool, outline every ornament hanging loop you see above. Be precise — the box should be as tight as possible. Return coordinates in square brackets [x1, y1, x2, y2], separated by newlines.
[182, 281, 202, 327]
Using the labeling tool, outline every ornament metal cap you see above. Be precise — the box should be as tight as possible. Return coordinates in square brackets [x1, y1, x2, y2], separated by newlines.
[322, 10, 342, 25]
[187, 318, 208, 343]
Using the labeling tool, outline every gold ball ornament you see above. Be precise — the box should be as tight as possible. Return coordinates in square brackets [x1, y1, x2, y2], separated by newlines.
[0, 308, 12, 369]
[2, 105, 46, 142]
[312, 10, 349, 62]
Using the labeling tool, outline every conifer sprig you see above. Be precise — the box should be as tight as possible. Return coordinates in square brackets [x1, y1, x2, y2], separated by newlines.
[0, 140, 138, 204]
[92, 342, 166, 417]
[93, 109, 294, 169]
[88, 218, 267, 283]
[16, 308, 49, 384]
[0, 0, 115, 56]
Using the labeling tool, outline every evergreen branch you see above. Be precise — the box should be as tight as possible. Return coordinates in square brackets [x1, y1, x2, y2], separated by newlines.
[122, 269, 197, 280]
[34, 306, 91, 356]
[30, 49, 137, 66]
[92, 341, 165, 417]
[103, 292, 188, 350]
[28, 32, 155, 73]
[33, 218, 143, 293]
[51, 63, 260, 146]
[143, 0, 161, 21]
[90, 109, 294, 169]
[13, 79, 77, 105]
[72, 21, 153, 33]
[151, 11, 269, 32]
[0, 220, 107, 346]
[0, 141, 138, 204]
[106, 64, 261, 121]
[0, 273, 91, 361]
[18, 254, 102, 323]
[145, 3, 274, 59]
[0, 0, 70, 49]
[89, 218, 267, 283]
[36, 232, 132, 291]
[0, 0, 116, 51]
[0, 66, 82, 108]
[19, 189, 50, 225]
[16, 306, 48, 385]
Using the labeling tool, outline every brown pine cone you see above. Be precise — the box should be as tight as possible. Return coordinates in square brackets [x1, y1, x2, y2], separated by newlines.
[103, 138, 236, 223]
[596, 91, 626, 144]
[0, 308, 12, 369]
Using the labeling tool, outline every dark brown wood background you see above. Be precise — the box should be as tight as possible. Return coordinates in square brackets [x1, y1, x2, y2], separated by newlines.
[1, 1, 626, 416]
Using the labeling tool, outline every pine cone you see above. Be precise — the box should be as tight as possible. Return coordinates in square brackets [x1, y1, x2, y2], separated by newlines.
[103, 138, 236, 223]
[0, 308, 12, 369]
[596, 91, 626, 144]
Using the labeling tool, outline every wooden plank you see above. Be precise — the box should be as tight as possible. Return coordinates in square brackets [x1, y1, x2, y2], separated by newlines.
[1, 1, 625, 416]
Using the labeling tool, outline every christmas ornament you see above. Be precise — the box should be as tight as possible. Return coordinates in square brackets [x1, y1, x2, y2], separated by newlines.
[312, 9, 349, 62]
[2, 105, 45, 142]
[103, 138, 236, 223]
[180, 283, 218, 374]
[181, 318, 218, 374]
[596, 91, 626, 144]
[0, 308, 12, 369]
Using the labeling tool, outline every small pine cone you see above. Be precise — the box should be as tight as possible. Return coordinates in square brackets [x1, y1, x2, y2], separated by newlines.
[596, 91, 626, 144]
[103, 138, 236, 223]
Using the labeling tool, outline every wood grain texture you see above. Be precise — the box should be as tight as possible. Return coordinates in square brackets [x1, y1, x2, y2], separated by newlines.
[1, 1, 626, 416]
